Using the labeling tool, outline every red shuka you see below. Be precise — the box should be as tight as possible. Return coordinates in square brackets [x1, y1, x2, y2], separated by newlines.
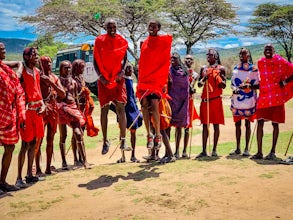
[257, 54, 293, 109]
[0, 61, 26, 145]
[94, 34, 128, 87]
[137, 35, 172, 100]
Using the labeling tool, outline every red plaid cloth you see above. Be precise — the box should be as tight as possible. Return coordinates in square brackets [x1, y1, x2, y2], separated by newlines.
[43, 99, 58, 133]
[0, 61, 26, 145]
[57, 102, 85, 127]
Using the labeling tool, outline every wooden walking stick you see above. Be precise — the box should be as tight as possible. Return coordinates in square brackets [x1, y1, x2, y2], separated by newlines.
[206, 77, 211, 154]
[284, 130, 293, 156]
[108, 141, 121, 159]
[248, 121, 257, 152]
[188, 94, 195, 159]
[66, 144, 72, 155]
[108, 112, 142, 159]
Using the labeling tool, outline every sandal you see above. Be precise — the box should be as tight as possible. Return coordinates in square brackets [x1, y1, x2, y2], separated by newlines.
[250, 153, 263, 160]
[229, 149, 241, 155]
[160, 156, 176, 164]
[195, 151, 208, 159]
[154, 135, 162, 150]
[15, 179, 28, 189]
[181, 152, 188, 159]
[279, 156, 293, 165]
[62, 162, 68, 170]
[264, 153, 277, 161]
[130, 157, 140, 163]
[142, 155, 152, 160]
[242, 150, 251, 157]
[174, 153, 180, 159]
[211, 151, 218, 157]
[25, 176, 39, 184]
[120, 139, 133, 151]
[117, 158, 126, 163]
[0, 182, 20, 192]
[102, 140, 110, 155]
[36, 172, 46, 178]
[146, 135, 154, 149]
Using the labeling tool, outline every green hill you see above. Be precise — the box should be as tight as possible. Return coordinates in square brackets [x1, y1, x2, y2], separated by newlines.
[188, 43, 285, 78]
[0, 38, 31, 53]
[0, 38, 32, 60]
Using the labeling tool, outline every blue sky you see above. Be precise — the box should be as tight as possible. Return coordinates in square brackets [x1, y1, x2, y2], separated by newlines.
[0, 0, 292, 49]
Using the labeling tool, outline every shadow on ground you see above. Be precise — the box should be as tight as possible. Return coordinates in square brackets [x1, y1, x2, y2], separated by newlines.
[78, 162, 162, 190]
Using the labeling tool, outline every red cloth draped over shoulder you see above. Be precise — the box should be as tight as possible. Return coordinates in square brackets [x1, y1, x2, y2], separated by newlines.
[82, 87, 99, 137]
[257, 54, 293, 109]
[137, 35, 172, 99]
[201, 66, 224, 100]
[0, 62, 26, 144]
[94, 34, 128, 88]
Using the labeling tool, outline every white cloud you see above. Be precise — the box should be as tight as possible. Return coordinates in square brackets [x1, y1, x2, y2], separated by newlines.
[223, 44, 240, 49]
[242, 42, 253, 46]
[0, 1, 41, 31]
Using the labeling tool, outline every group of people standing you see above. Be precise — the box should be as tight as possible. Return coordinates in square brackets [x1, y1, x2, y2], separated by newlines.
[0, 44, 98, 193]
[93, 18, 293, 164]
[1, 18, 293, 193]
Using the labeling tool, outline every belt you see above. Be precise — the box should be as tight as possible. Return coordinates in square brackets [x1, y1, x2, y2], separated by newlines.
[26, 100, 43, 111]
[202, 96, 221, 102]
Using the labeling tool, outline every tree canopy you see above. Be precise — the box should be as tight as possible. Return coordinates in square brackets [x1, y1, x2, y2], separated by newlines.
[19, 0, 238, 66]
[19, 0, 165, 74]
[165, 0, 238, 54]
[28, 33, 67, 59]
[248, 3, 293, 62]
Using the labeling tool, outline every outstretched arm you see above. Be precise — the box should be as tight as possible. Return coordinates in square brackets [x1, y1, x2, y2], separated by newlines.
[3, 60, 23, 78]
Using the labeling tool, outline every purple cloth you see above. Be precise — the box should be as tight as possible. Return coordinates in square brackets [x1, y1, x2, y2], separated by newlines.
[168, 66, 189, 127]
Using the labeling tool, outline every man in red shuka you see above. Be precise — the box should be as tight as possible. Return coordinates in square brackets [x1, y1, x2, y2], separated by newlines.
[0, 42, 26, 192]
[136, 20, 172, 153]
[251, 44, 293, 160]
[93, 18, 132, 155]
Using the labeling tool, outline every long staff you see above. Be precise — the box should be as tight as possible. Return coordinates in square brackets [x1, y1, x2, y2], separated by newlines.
[108, 112, 142, 159]
[206, 77, 211, 154]
[284, 130, 293, 156]
[248, 121, 257, 152]
[189, 94, 195, 158]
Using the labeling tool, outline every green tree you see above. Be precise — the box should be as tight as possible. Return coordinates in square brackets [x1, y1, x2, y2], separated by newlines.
[165, 0, 238, 54]
[28, 34, 67, 59]
[19, 0, 166, 73]
[118, 0, 166, 74]
[248, 3, 293, 62]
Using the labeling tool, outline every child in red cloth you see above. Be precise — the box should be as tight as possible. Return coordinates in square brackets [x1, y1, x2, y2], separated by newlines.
[16, 47, 46, 187]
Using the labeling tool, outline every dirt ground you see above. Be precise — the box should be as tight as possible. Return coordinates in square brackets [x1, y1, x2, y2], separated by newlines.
[0, 104, 292, 220]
